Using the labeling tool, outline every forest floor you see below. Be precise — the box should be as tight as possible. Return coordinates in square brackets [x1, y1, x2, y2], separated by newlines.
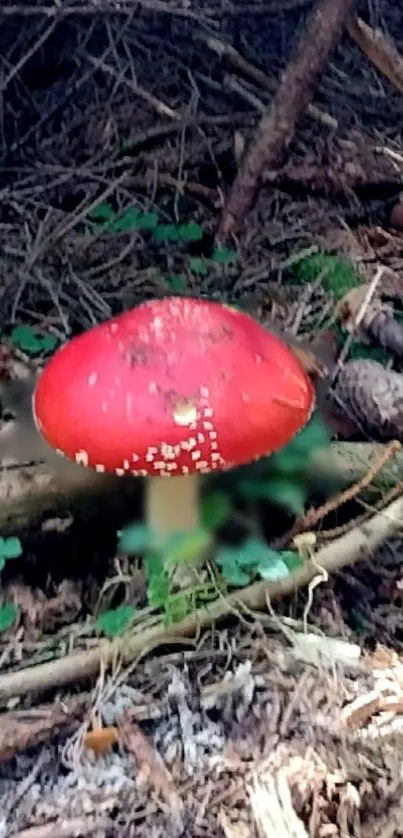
[2, 2, 403, 836]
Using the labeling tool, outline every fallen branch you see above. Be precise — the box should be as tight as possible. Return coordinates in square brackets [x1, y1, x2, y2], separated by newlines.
[11, 817, 113, 838]
[309, 442, 403, 492]
[0, 458, 139, 534]
[0, 696, 87, 762]
[218, 0, 357, 240]
[347, 15, 403, 95]
[1, 494, 402, 701]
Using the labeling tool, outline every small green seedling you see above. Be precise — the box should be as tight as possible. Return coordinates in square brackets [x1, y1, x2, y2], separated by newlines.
[11, 326, 58, 356]
[0, 536, 22, 573]
[0, 602, 18, 634]
[95, 603, 137, 638]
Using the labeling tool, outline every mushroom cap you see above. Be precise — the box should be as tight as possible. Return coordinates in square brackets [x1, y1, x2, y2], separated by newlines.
[33, 297, 314, 478]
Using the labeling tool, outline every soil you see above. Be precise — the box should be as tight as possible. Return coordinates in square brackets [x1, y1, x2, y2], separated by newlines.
[2, 1, 403, 836]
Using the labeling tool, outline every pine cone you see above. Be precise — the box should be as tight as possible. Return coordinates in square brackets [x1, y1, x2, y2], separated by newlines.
[335, 359, 403, 441]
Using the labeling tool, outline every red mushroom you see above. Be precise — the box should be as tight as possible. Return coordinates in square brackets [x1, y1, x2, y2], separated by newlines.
[32, 297, 314, 576]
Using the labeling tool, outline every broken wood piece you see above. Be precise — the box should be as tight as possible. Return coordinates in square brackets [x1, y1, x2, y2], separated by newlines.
[0, 696, 87, 763]
[0, 457, 139, 535]
[1, 492, 402, 701]
[218, 0, 357, 239]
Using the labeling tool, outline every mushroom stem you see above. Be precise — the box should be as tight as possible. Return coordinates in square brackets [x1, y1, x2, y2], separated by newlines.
[145, 474, 200, 544]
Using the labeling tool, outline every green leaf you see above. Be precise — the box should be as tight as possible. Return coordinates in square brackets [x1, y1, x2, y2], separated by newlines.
[110, 209, 159, 233]
[0, 602, 18, 634]
[164, 592, 193, 625]
[217, 538, 300, 588]
[259, 478, 306, 515]
[177, 221, 203, 242]
[118, 523, 151, 555]
[267, 449, 308, 475]
[11, 326, 58, 355]
[109, 207, 141, 232]
[164, 528, 212, 569]
[0, 536, 22, 560]
[40, 334, 58, 353]
[88, 202, 115, 222]
[201, 491, 232, 531]
[189, 257, 208, 276]
[237, 475, 306, 514]
[153, 224, 181, 243]
[212, 246, 238, 265]
[96, 604, 136, 638]
[134, 212, 159, 231]
[216, 546, 251, 586]
[279, 550, 303, 571]
[165, 274, 187, 292]
[145, 550, 170, 608]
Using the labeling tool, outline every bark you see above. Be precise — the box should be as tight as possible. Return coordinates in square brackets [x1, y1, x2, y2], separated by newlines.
[218, 0, 357, 240]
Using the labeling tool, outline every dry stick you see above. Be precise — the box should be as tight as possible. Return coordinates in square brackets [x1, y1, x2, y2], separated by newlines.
[309, 442, 403, 490]
[195, 31, 337, 129]
[347, 14, 403, 95]
[1, 495, 403, 702]
[272, 441, 402, 550]
[301, 440, 401, 530]
[11, 818, 113, 838]
[218, 0, 357, 240]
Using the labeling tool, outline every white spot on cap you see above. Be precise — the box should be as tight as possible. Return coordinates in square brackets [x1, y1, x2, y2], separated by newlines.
[95, 464, 105, 472]
[88, 372, 98, 388]
[149, 381, 158, 395]
[75, 450, 89, 467]
[172, 399, 198, 427]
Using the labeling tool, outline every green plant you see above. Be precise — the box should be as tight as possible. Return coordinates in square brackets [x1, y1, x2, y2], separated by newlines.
[99, 412, 331, 634]
[10, 326, 58, 355]
[0, 536, 22, 634]
[289, 253, 359, 301]
[0, 602, 19, 633]
[95, 603, 136, 638]
[0, 536, 22, 572]
[236, 413, 330, 515]
[216, 537, 301, 587]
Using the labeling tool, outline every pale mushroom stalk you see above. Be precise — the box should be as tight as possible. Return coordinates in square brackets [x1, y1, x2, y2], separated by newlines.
[146, 474, 199, 542]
